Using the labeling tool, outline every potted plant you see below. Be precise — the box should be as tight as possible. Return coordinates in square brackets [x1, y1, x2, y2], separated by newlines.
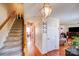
[72, 36, 79, 49]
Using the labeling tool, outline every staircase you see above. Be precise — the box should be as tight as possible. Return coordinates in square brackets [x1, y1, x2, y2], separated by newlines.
[0, 18, 23, 56]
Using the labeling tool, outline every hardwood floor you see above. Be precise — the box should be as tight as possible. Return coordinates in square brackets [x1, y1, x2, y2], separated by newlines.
[28, 44, 70, 56]
[26, 40, 70, 56]
[44, 44, 70, 56]
[26, 38, 42, 56]
[26, 39, 71, 56]
[44, 49, 59, 56]
[45, 39, 72, 56]
[59, 45, 70, 56]
[29, 43, 42, 56]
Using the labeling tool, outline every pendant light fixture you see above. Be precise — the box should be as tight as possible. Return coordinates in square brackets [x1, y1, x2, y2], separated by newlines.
[41, 3, 52, 18]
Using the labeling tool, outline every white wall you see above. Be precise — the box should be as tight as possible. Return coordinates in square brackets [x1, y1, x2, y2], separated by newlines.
[59, 24, 79, 34]
[31, 17, 60, 54]
[68, 24, 79, 27]
[59, 25, 69, 34]
[41, 17, 59, 54]
[0, 4, 7, 26]
[33, 17, 60, 54]
[35, 20, 43, 52]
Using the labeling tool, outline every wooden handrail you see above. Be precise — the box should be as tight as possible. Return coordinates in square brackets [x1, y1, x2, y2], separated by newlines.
[22, 16, 29, 56]
[23, 24, 27, 55]
[0, 15, 11, 30]
[0, 11, 16, 30]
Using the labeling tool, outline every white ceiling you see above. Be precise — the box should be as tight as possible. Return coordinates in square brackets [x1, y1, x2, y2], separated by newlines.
[24, 3, 43, 20]
[50, 3, 79, 25]
[24, 3, 79, 25]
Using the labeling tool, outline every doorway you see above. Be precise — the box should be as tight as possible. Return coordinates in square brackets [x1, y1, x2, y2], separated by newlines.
[26, 22, 35, 44]
[26, 22, 36, 55]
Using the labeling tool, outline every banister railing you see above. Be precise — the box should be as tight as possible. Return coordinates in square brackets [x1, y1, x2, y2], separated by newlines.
[22, 17, 29, 56]
[0, 11, 16, 30]
[23, 24, 27, 55]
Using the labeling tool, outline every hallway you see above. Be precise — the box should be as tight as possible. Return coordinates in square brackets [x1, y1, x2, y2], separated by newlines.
[1, 3, 79, 56]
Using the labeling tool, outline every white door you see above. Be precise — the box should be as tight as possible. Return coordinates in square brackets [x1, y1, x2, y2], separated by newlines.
[47, 18, 59, 52]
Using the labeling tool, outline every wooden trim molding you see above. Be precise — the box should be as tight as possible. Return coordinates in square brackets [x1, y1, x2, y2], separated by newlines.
[0, 15, 11, 30]
[22, 14, 29, 55]
[22, 23, 29, 55]
[22, 24, 29, 56]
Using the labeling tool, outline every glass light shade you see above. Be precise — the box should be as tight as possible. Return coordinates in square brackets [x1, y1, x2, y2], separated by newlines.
[41, 4, 52, 18]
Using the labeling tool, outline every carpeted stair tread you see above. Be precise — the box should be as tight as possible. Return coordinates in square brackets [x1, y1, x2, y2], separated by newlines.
[10, 30, 22, 32]
[9, 33, 22, 37]
[0, 19, 23, 56]
[7, 36, 22, 41]
[0, 46, 22, 54]
[0, 47, 22, 56]
[4, 40, 22, 47]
